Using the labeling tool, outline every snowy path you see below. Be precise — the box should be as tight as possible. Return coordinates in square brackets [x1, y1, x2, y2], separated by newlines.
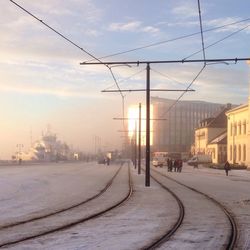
[0, 162, 118, 226]
[0, 164, 130, 247]
[156, 164, 250, 249]
[0, 165, 180, 250]
[0, 162, 249, 249]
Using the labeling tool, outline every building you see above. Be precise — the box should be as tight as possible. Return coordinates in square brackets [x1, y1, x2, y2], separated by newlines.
[152, 97, 224, 153]
[207, 131, 227, 164]
[194, 104, 231, 164]
[226, 102, 250, 168]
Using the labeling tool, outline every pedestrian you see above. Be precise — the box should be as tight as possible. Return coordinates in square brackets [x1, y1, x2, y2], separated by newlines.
[106, 157, 110, 166]
[174, 159, 178, 172]
[178, 159, 183, 172]
[224, 161, 231, 176]
[167, 158, 171, 172]
[169, 158, 173, 172]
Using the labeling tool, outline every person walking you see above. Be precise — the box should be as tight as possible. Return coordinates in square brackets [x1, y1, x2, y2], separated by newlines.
[167, 158, 171, 172]
[174, 159, 178, 172]
[178, 159, 183, 173]
[224, 161, 231, 176]
[169, 159, 173, 172]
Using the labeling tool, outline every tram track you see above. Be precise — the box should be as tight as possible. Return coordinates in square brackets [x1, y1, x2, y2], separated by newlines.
[0, 165, 133, 248]
[150, 168, 238, 250]
[143, 171, 185, 250]
[0, 166, 122, 230]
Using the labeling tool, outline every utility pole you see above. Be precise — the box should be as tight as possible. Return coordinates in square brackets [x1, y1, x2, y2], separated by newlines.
[134, 120, 137, 169]
[138, 103, 142, 175]
[145, 63, 150, 187]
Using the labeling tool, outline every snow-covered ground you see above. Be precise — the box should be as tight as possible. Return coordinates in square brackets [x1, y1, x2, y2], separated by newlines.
[0, 162, 249, 249]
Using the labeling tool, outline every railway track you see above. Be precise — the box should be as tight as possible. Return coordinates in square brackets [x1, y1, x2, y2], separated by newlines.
[0, 165, 133, 248]
[0, 166, 122, 230]
[143, 172, 185, 250]
[149, 168, 238, 250]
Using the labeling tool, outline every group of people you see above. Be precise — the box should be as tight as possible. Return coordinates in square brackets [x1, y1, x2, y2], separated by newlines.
[167, 158, 183, 172]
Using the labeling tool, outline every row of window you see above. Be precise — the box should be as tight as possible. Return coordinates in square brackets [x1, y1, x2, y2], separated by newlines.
[230, 121, 247, 136]
[229, 144, 247, 162]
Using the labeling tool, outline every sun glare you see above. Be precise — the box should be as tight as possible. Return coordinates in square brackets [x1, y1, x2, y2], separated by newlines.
[127, 105, 153, 145]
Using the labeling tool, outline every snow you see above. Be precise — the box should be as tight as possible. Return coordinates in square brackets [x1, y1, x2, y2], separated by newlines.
[0, 162, 249, 249]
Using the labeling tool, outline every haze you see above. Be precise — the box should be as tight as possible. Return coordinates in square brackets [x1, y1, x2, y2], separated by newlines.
[0, 0, 250, 159]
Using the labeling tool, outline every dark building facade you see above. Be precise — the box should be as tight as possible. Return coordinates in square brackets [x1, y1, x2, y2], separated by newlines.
[152, 97, 224, 153]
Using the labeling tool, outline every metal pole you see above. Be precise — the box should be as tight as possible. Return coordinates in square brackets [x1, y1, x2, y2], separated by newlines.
[232, 114, 235, 164]
[134, 120, 137, 169]
[131, 138, 134, 165]
[138, 103, 141, 175]
[145, 63, 150, 186]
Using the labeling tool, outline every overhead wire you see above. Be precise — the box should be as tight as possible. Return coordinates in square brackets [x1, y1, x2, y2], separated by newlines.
[150, 67, 194, 89]
[159, 65, 206, 119]
[197, 0, 206, 65]
[183, 23, 250, 60]
[9, 0, 130, 133]
[83, 17, 250, 62]
[159, 0, 207, 118]
[9, 0, 125, 100]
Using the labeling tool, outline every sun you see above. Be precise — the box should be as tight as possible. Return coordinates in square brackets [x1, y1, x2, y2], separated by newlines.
[127, 105, 153, 145]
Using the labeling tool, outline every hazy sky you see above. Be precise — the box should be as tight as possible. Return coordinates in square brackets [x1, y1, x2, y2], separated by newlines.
[0, 0, 250, 159]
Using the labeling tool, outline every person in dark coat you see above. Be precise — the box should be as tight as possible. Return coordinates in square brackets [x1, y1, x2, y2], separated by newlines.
[224, 161, 231, 176]
[169, 158, 173, 172]
[167, 158, 171, 172]
[178, 159, 183, 172]
[174, 159, 178, 172]
[106, 157, 110, 166]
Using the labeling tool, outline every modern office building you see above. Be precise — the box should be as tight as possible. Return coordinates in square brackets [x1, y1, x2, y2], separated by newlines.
[152, 97, 224, 153]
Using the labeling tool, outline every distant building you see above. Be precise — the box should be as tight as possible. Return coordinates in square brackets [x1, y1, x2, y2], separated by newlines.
[226, 102, 250, 168]
[194, 104, 232, 164]
[152, 97, 224, 153]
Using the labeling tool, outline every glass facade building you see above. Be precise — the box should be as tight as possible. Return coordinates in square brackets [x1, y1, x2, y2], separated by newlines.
[152, 97, 223, 153]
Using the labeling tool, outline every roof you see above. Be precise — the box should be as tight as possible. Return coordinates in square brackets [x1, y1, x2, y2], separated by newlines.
[209, 131, 227, 145]
[198, 104, 232, 129]
[225, 103, 248, 115]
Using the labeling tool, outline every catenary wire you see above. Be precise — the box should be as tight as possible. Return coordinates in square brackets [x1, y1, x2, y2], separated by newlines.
[157, 0, 207, 119]
[9, 0, 125, 100]
[150, 67, 194, 89]
[83, 17, 250, 62]
[159, 65, 206, 119]
[102, 68, 145, 93]
[197, 0, 206, 65]
[183, 23, 250, 60]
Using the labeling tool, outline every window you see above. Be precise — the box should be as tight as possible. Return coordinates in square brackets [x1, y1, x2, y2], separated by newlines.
[234, 123, 237, 135]
[243, 120, 246, 134]
[230, 145, 232, 161]
[243, 144, 246, 161]
[233, 145, 237, 162]
[238, 121, 241, 135]
[238, 144, 241, 161]
[230, 123, 233, 136]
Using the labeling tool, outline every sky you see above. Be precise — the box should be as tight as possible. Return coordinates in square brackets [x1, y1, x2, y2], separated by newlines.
[0, 0, 250, 159]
